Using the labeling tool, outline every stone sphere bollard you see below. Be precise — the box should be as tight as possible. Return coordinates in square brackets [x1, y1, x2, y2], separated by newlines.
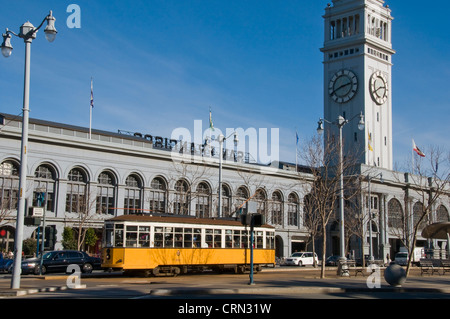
[384, 263, 407, 287]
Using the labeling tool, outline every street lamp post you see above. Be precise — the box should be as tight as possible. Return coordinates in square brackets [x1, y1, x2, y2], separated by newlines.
[217, 132, 238, 218]
[317, 113, 365, 266]
[367, 173, 383, 262]
[1, 11, 57, 289]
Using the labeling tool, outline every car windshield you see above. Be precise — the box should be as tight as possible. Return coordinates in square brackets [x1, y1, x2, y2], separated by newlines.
[291, 253, 303, 257]
[396, 253, 407, 258]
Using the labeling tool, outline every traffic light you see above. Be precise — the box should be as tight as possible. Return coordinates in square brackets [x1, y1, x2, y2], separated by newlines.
[252, 214, 265, 227]
[240, 213, 252, 226]
[240, 213, 265, 227]
[45, 226, 57, 249]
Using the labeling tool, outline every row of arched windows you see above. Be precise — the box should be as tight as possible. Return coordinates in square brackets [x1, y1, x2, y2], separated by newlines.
[0, 160, 302, 227]
[387, 198, 449, 230]
[1, 159, 448, 229]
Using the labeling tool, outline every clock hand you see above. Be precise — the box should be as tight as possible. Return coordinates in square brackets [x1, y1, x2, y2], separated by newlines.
[332, 82, 351, 95]
[375, 86, 386, 93]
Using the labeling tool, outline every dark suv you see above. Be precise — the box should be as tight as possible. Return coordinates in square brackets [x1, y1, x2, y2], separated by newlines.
[21, 250, 102, 275]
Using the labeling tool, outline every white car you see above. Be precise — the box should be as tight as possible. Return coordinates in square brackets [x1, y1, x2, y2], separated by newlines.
[285, 252, 319, 267]
[394, 252, 408, 266]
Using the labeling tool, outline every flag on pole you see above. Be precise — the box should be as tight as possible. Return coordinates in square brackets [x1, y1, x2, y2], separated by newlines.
[296, 131, 299, 146]
[209, 107, 214, 131]
[412, 139, 425, 157]
[90, 78, 94, 108]
[89, 77, 94, 139]
[368, 132, 373, 151]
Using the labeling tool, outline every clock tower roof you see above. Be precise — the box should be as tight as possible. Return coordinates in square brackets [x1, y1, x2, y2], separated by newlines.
[331, 0, 385, 5]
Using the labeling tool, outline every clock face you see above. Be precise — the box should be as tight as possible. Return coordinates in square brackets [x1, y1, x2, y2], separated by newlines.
[329, 70, 358, 103]
[370, 71, 388, 105]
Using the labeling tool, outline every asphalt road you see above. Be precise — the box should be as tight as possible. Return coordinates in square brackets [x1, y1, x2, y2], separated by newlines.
[0, 267, 448, 318]
[0, 266, 449, 300]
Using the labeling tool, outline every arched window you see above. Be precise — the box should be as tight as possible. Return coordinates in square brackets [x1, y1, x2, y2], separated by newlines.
[413, 202, 427, 230]
[271, 191, 283, 226]
[388, 198, 403, 229]
[66, 167, 88, 213]
[235, 186, 249, 214]
[33, 164, 57, 212]
[220, 184, 231, 217]
[149, 177, 166, 214]
[436, 205, 449, 222]
[254, 188, 267, 217]
[288, 193, 299, 226]
[124, 174, 143, 215]
[195, 182, 211, 218]
[174, 179, 190, 215]
[0, 160, 19, 211]
[96, 171, 116, 215]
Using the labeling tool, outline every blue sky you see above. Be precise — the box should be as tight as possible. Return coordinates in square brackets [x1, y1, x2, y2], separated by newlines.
[1, 1, 449, 169]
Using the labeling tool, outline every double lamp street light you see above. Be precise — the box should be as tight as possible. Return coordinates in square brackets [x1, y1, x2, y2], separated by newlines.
[317, 113, 365, 270]
[1, 11, 57, 289]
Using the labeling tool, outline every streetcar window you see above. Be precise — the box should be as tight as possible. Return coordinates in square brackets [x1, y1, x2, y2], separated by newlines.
[242, 230, 249, 248]
[104, 224, 114, 247]
[266, 231, 275, 249]
[214, 229, 222, 248]
[193, 228, 201, 248]
[204, 229, 222, 248]
[205, 229, 213, 248]
[225, 230, 233, 248]
[164, 227, 174, 247]
[184, 228, 193, 248]
[256, 231, 263, 249]
[126, 226, 138, 247]
[139, 226, 150, 247]
[233, 230, 241, 248]
[154, 227, 163, 247]
[175, 228, 183, 247]
[115, 224, 124, 247]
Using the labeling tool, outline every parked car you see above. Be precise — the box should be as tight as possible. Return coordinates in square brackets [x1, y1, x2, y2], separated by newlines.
[394, 252, 408, 266]
[285, 252, 319, 267]
[21, 250, 102, 275]
[325, 255, 340, 266]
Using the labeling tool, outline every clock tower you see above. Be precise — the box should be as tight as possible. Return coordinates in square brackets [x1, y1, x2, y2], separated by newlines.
[321, 0, 395, 170]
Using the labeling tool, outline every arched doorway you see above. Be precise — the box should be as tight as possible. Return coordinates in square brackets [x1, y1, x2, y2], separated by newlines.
[275, 235, 284, 260]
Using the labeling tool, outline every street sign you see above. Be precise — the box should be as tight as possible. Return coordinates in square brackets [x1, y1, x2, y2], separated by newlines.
[31, 207, 44, 217]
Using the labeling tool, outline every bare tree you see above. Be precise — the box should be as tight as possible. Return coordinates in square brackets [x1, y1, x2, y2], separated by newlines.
[302, 192, 322, 267]
[234, 165, 267, 218]
[397, 145, 450, 276]
[166, 156, 213, 217]
[73, 188, 98, 251]
[299, 134, 362, 278]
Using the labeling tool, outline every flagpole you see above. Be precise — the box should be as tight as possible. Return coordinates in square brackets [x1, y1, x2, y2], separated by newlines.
[89, 77, 93, 139]
[89, 103, 92, 140]
[295, 128, 298, 171]
[209, 107, 214, 158]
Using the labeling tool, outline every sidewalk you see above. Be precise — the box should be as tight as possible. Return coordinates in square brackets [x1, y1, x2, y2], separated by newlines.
[148, 267, 450, 297]
[0, 266, 449, 297]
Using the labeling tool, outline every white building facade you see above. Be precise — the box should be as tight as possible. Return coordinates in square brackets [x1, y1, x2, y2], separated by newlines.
[0, 113, 315, 258]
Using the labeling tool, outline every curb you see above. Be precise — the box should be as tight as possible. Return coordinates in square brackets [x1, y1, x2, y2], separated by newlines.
[0, 284, 86, 297]
[149, 286, 450, 296]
